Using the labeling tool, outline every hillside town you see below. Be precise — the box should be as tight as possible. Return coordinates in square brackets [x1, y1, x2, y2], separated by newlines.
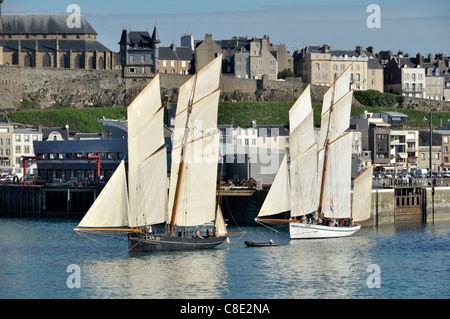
[1, 5, 450, 186]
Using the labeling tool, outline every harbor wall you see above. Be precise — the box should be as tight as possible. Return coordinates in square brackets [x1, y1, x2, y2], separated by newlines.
[1, 185, 450, 226]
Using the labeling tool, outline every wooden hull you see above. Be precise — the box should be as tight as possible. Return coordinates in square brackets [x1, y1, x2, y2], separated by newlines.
[128, 233, 228, 252]
[289, 222, 361, 239]
[244, 241, 278, 247]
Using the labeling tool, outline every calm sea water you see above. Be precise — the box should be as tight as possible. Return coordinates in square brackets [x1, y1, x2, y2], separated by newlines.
[0, 217, 449, 299]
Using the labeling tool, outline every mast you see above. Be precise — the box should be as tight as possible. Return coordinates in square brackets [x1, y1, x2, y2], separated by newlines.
[169, 74, 197, 236]
[317, 78, 336, 219]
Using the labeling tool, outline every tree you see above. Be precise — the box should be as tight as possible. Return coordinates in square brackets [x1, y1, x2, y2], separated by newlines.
[278, 69, 295, 79]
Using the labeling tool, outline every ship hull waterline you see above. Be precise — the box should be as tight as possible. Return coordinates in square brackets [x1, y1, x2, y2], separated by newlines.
[128, 233, 228, 252]
[289, 222, 361, 239]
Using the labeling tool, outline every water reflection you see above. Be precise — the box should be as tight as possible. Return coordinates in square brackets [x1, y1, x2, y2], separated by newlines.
[0, 219, 449, 299]
[80, 248, 229, 298]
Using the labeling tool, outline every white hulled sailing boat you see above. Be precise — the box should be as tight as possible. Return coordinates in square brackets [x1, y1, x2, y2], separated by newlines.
[256, 65, 373, 239]
[75, 55, 229, 251]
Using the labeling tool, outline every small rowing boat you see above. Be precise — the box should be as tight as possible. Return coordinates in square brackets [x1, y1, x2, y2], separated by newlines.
[244, 240, 278, 247]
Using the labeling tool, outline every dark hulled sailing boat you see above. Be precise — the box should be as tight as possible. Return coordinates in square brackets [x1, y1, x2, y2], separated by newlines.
[75, 55, 229, 252]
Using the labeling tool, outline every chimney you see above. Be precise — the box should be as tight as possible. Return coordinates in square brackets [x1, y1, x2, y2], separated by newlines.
[366, 46, 374, 55]
[356, 45, 363, 55]
[416, 53, 423, 66]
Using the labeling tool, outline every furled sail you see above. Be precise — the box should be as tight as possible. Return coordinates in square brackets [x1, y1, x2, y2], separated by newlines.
[127, 74, 168, 227]
[77, 160, 130, 228]
[351, 165, 374, 222]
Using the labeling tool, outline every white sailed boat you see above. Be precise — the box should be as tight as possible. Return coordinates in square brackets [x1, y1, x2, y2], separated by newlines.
[74, 55, 229, 252]
[256, 65, 373, 239]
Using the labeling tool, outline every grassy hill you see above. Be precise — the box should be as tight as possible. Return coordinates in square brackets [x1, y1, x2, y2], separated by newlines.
[4, 100, 450, 133]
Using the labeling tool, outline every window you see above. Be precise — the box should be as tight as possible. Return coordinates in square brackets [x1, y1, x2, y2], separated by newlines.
[129, 55, 134, 62]
[444, 137, 449, 144]
[322, 63, 327, 70]
[24, 146, 30, 154]
[258, 59, 263, 66]
[141, 55, 145, 62]
[315, 63, 320, 70]
[333, 65, 338, 71]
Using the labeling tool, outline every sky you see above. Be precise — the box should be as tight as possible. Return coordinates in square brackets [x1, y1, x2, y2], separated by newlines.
[3, 0, 450, 55]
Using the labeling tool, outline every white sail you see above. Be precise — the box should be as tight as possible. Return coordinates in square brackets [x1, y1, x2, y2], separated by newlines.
[127, 74, 167, 227]
[321, 132, 353, 219]
[319, 66, 352, 148]
[321, 65, 352, 117]
[352, 165, 374, 222]
[289, 109, 315, 160]
[215, 206, 228, 238]
[318, 90, 353, 147]
[77, 160, 130, 228]
[172, 56, 222, 148]
[290, 144, 318, 218]
[169, 132, 221, 226]
[289, 85, 312, 132]
[168, 55, 222, 228]
[258, 154, 291, 217]
[128, 147, 168, 227]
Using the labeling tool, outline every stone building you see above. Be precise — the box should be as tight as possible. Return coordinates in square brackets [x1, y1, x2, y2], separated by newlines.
[119, 27, 194, 77]
[383, 52, 448, 100]
[0, 1, 115, 70]
[194, 34, 292, 81]
[293, 44, 383, 92]
[118, 27, 160, 77]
